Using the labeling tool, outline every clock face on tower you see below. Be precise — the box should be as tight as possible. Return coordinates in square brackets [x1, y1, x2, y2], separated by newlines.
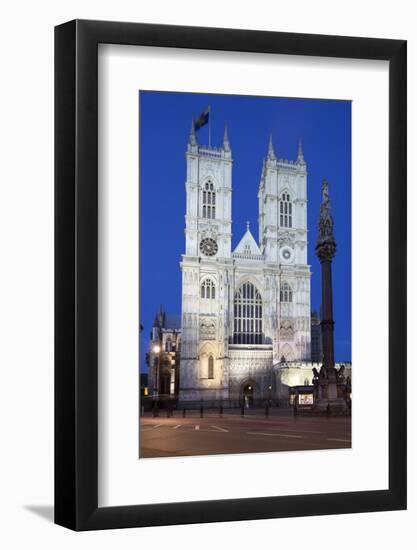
[280, 246, 294, 264]
[200, 237, 218, 257]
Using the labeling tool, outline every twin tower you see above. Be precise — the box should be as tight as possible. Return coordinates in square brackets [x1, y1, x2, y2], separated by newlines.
[179, 121, 311, 403]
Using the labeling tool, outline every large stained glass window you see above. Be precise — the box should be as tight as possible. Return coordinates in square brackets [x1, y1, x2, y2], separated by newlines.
[233, 282, 263, 344]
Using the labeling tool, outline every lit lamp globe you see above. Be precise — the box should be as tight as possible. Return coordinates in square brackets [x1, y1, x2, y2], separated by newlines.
[152, 344, 161, 354]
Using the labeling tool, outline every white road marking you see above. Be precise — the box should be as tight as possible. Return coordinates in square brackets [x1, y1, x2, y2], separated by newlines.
[195, 425, 200, 430]
[246, 431, 303, 439]
[326, 438, 351, 443]
[152, 424, 162, 429]
[172, 424, 182, 430]
[270, 428, 324, 435]
[211, 425, 229, 433]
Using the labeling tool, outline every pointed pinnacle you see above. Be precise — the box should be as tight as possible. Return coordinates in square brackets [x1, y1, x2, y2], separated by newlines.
[223, 124, 231, 151]
[268, 133, 276, 159]
[297, 138, 305, 164]
[189, 116, 197, 145]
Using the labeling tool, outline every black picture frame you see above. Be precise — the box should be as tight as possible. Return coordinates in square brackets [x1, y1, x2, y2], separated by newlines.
[55, 19, 407, 531]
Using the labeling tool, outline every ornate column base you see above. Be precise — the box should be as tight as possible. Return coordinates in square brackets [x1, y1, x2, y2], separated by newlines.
[312, 396, 349, 415]
[311, 366, 350, 415]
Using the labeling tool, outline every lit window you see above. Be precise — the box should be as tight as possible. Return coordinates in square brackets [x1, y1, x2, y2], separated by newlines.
[208, 356, 214, 379]
[280, 282, 293, 303]
[233, 282, 263, 344]
[201, 278, 216, 299]
[279, 192, 292, 228]
[202, 181, 216, 219]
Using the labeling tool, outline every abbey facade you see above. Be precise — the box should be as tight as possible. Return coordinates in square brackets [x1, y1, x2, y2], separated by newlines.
[179, 122, 313, 404]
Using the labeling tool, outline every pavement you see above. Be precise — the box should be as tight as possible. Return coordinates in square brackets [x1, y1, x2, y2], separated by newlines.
[139, 408, 351, 458]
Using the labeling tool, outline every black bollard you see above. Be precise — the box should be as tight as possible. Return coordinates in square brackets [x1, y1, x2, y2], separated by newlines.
[182, 408, 186, 418]
[241, 404, 245, 417]
[200, 406, 204, 418]
[219, 404, 223, 417]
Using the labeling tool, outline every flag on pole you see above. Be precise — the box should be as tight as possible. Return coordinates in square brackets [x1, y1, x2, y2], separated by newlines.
[194, 106, 210, 131]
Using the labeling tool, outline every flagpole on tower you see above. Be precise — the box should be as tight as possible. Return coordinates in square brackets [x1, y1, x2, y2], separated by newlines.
[208, 105, 211, 148]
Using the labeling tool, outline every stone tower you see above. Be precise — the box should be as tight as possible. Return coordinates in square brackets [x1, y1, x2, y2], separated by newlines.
[179, 123, 232, 401]
[257, 136, 311, 363]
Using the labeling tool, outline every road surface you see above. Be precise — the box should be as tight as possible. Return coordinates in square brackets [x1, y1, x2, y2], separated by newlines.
[139, 409, 351, 458]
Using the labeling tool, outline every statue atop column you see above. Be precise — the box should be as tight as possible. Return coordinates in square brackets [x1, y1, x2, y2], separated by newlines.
[316, 178, 336, 262]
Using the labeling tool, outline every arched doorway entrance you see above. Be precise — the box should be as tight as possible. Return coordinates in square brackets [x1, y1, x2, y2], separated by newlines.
[242, 382, 255, 408]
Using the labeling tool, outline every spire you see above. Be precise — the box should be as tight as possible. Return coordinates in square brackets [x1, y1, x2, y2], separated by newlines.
[189, 116, 197, 146]
[267, 133, 276, 160]
[223, 124, 231, 152]
[153, 305, 163, 328]
[246, 220, 250, 232]
[297, 138, 305, 165]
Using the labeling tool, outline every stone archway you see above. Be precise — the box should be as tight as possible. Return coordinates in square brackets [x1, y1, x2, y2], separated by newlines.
[240, 379, 258, 408]
[280, 343, 294, 363]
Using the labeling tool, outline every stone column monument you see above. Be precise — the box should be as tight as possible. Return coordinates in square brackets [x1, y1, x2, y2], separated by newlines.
[313, 179, 348, 414]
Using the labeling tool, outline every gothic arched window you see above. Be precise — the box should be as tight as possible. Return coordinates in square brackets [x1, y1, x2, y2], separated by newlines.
[208, 356, 214, 379]
[201, 278, 216, 299]
[233, 282, 263, 344]
[279, 192, 292, 228]
[280, 282, 293, 303]
[202, 181, 216, 219]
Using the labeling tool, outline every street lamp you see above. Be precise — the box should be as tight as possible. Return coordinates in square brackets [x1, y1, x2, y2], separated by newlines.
[152, 344, 162, 401]
[268, 384, 272, 406]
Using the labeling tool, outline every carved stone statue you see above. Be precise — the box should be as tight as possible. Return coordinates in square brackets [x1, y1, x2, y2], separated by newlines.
[322, 177, 330, 205]
[337, 364, 345, 382]
[316, 178, 336, 260]
[280, 320, 294, 340]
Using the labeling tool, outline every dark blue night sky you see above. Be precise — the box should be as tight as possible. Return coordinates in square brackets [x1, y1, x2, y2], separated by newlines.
[139, 91, 351, 371]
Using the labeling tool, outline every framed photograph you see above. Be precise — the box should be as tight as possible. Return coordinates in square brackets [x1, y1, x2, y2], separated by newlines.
[55, 20, 406, 530]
